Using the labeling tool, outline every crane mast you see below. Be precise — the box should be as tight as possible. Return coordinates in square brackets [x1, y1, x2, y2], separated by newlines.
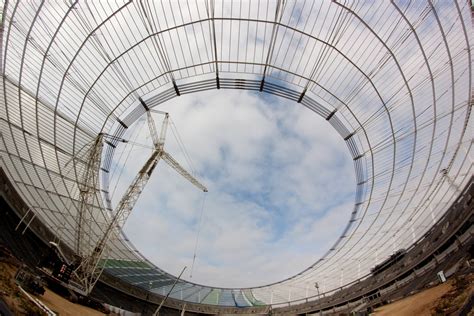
[74, 100, 207, 295]
[76, 134, 105, 257]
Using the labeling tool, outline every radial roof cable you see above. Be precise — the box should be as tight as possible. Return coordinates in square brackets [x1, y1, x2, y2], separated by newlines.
[344, 132, 355, 141]
[297, 88, 307, 103]
[172, 80, 181, 96]
[104, 140, 117, 148]
[326, 110, 337, 121]
[117, 119, 128, 129]
[139, 97, 168, 115]
[139, 97, 150, 111]
[353, 154, 365, 161]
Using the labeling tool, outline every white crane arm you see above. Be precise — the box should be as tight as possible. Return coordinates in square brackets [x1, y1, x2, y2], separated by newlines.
[147, 111, 160, 148]
[74, 109, 206, 295]
[161, 151, 208, 192]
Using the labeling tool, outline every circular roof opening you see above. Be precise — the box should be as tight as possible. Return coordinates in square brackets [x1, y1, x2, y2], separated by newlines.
[110, 89, 355, 288]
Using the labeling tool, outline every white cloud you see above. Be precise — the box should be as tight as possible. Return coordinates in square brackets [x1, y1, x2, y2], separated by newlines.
[113, 89, 355, 288]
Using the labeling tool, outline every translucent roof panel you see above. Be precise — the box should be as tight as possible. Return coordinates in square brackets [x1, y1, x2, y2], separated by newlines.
[0, 0, 472, 308]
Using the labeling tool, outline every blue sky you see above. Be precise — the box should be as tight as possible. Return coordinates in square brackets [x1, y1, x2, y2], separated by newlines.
[110, 89, 355, 288]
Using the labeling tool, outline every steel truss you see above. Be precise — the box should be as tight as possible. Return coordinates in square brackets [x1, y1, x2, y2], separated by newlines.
[0, 0, 472, 309]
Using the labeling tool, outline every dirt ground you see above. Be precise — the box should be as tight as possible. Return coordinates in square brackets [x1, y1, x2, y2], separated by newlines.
[374, 273, 474, 316]
[0, 260, 104, 315]
[37, 288, 105, 316]
[0, 258, 46, 315]
[0, 244, 105, 316]
[373, 282, 453, 316]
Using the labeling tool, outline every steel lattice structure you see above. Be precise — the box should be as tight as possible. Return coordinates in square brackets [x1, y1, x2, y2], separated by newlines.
[0, 0, 472, 309]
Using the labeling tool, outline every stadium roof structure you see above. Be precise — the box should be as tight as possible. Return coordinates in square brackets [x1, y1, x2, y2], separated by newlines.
[0, 0, 472, 309]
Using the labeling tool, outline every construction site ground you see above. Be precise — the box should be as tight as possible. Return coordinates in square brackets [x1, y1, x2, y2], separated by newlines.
[373, 272, 474, 316]
[0, 248, 105, 315]
[40, 288, 105, 316]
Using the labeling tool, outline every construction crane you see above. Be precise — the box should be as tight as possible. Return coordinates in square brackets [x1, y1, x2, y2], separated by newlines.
[74, 98, 207, 295]
[76, 134, 105, 259]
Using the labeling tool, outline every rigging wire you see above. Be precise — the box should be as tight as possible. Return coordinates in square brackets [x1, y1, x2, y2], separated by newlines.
[169, 117, 197, 176]
[189, 192, 208, 279]
[110, 117, 146, 201]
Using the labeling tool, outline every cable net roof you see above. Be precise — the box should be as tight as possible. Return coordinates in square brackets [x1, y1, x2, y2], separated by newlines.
[1, 0, 472, 308]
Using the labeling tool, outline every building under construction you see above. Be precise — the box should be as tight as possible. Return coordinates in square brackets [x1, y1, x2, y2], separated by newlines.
[0, 1, 473, 314]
